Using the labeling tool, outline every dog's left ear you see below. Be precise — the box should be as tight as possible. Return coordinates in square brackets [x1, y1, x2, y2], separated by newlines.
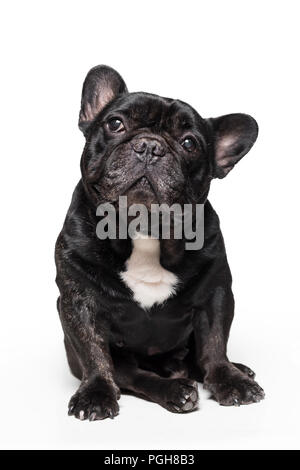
[79, 65, 128, 135]
[207, 113, 258, 178]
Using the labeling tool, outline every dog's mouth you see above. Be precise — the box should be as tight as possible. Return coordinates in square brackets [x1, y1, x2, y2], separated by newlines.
[132, 176, 153, 191]
[125, 175, 160, 207]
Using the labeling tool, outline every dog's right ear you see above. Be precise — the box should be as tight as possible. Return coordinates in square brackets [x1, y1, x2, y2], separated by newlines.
[79, 65, 128, 135]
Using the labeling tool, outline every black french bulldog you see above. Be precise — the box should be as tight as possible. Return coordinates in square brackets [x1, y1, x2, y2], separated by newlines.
[55, 65, 264, 421]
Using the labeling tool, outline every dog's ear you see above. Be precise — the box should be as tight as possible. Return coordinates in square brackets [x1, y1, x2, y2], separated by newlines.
[207, 113, 258, 178]
[79, 65, 128, 135]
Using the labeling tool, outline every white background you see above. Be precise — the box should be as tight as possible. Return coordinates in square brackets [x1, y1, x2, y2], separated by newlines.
[0, 0, 299, 450]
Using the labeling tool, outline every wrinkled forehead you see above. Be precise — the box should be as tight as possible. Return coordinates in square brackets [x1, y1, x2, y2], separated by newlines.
[103, 92, 205, 133]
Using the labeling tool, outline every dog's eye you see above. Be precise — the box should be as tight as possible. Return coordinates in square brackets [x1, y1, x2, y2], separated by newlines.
[107, 118, 125, 133]
[181, 137, 196, 152]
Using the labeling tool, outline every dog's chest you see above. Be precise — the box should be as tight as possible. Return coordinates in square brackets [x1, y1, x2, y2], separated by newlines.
[120, 237, 178, 309]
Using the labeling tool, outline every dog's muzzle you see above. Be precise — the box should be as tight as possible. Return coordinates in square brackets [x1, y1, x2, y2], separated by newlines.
[131, 136, 166, 165]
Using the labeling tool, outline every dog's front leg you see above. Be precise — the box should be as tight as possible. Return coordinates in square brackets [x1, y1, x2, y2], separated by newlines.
[58, 294, 119, 421]
[193, 286, 265, 406]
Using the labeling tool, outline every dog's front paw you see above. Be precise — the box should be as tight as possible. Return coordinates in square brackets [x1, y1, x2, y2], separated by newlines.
[68, 379, 119, 421]
[204, 363, 265, 406]
[232, 362, 256, 379]
[164, 378, 199, 413]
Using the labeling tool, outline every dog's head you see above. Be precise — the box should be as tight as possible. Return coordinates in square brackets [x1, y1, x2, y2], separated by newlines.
[79, 65, 258, 208]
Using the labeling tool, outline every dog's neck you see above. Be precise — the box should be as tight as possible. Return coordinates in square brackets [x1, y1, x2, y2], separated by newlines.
[120, 235, 178, 309]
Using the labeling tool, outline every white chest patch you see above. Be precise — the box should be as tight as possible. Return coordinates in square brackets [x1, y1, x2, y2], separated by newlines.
[120, 236, 178, 309]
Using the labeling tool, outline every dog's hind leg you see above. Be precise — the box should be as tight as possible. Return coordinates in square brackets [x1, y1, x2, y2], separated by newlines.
[112, 351, 199, 413]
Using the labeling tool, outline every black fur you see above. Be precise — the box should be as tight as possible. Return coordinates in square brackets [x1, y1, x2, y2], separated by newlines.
[55, 65, 264, 420]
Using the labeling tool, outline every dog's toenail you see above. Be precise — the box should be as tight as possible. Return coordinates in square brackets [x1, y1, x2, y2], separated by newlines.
[183, 401, 194, 411]
[79, 410, 85, 420]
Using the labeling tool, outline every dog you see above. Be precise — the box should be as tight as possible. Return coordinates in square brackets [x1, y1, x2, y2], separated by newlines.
[55, 65, 264, 420]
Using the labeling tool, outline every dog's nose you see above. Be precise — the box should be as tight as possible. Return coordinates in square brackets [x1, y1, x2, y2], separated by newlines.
[132, 138, 166, 162]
